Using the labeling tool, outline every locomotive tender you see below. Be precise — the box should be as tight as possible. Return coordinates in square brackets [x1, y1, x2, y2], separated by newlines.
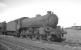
[0, 11, 67, 42]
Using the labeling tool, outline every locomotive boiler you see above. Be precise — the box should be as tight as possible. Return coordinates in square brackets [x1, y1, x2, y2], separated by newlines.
[0, 11, 67, 42]
[22, 11, 58, 27]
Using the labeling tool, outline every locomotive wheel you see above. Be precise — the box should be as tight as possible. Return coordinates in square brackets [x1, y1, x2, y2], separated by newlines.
[50, 34, 63, 42]
[47, 35, 51, 41]
[34, 34, 40, 40]
[39, 34, 47, 40]
[49, 34, 59, 41]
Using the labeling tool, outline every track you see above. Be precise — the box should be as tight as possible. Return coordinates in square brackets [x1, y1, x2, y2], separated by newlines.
[0, 36, 53, 50]
[0, 40, 25, 50]
[1, 35, 81, 50]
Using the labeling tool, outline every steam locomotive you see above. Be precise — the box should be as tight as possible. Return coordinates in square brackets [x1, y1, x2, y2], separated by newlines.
[0, 11, 67, 42]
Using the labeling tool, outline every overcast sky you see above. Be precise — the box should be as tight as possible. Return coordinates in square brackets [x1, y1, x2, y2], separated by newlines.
[0, 0, 81, 27]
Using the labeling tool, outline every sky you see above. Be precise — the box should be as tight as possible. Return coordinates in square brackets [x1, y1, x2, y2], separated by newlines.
[0, 0, 81, 28]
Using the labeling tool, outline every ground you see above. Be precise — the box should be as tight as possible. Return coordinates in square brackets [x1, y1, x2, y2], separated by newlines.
[0, 34, 81, 50]
[64, 28, 81, 43]
[0, 44, 8, 50]
[0, 28, 81, 50]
